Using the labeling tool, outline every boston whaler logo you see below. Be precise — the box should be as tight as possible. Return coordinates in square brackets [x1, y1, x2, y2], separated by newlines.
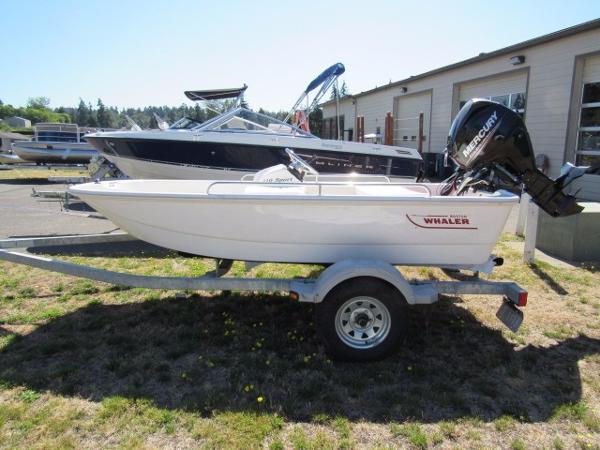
[462, 110, 501, 160]
[406, 214, 477, 230]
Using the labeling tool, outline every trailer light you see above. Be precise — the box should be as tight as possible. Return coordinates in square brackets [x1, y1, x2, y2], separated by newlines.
[289, 291, 299, 301]
[518, 291, 528, 307]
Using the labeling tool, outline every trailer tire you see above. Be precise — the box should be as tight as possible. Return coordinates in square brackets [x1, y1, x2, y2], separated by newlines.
[316, 277, 407, 361]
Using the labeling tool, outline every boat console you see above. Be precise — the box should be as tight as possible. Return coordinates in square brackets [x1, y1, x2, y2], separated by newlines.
[445, 99, 596, 217]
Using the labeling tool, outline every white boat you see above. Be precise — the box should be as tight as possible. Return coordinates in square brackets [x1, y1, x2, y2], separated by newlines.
[70, 177, 517, 266]
[12, 123, 102, 164]
[71, 98, 589, 268]
[84, 65, 424, 180]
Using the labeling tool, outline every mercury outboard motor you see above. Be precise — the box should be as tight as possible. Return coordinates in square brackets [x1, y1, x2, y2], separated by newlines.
[445, 99, 583, 217]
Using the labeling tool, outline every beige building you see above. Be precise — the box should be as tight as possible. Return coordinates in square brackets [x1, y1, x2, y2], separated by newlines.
[4, 116, 32, 128]
[321, 19, 600, 178]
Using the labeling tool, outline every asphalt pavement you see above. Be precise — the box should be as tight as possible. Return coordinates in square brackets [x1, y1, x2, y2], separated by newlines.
[0, 179, 117, 239]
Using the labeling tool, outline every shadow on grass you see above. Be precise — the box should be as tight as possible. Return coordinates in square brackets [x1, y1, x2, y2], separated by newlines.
[27, 240, 170, 258]
[529, 264, 569, 295]
[0, 294, 598, 422]
[579, 262, 600, 273]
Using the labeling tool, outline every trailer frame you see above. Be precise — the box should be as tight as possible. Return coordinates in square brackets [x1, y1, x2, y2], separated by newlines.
[0, 232, 528, 360]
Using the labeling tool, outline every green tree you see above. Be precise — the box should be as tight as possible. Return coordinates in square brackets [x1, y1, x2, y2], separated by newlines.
[148, 113, 157, 129]
[107, 107, 120, 129]
[96, 98, 111, 128]
[27, 96, 51, 109]
[193, 104, 206, 122]
[329, 81, 349, 100]
[309, 108, 323, 137]
[329, 84, 339, 100]
[0, 104, 16, 119]
[76, 99, 89, 126]
[87, 102, 98, 127]
[339, 81, 349, 97]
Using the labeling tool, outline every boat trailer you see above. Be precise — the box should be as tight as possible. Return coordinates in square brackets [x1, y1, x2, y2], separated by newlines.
[30, 156, 125, 210]
[0, 232, 527, 361]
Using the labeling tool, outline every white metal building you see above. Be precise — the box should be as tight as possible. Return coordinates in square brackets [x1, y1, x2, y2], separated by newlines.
[321, 19, 600, 178]
[4, 116, 32, 128]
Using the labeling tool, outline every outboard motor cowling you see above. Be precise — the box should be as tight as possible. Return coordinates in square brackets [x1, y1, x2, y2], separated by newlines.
[446, 99, 582, 217]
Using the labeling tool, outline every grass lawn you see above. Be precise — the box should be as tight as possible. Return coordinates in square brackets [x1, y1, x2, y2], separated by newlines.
[0, 171, 599, 449]
[0, 166, 88, 181]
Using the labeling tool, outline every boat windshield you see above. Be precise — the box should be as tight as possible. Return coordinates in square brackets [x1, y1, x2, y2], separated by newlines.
[169, 117, 203, 130]
[196, 107, 314, 137]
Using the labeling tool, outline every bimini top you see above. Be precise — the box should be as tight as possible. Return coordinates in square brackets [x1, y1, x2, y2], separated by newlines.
[184, 85, 248, 102]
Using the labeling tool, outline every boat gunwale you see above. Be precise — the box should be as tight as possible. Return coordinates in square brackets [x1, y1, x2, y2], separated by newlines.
[70, 185, 519, 204]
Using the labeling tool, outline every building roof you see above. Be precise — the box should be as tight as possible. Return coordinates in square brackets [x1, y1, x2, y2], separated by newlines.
[321, 18, 600, 106]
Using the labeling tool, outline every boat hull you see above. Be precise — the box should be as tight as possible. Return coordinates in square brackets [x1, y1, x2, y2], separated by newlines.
[0, 152, 27, 164]
[103, 154, 250, 180]
[70, 180, 517, 266]
[86, 134, 422, 180]
[12, 141, 99, 164]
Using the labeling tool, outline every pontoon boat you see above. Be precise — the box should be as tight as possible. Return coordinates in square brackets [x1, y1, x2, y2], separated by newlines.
[12, 123, 101, 164]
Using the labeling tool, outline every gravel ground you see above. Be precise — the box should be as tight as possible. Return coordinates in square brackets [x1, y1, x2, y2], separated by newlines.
[0, 179, 117, 239]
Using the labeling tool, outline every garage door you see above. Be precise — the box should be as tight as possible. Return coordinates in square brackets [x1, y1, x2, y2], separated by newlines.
[394, 91, 431, 151]
[458, 71, 528, 113]
[583, 54, 600, 83]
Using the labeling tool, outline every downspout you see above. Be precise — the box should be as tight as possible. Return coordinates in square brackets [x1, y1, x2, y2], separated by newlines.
[353, 95, 358, 141]
[335, 79, 340, 140]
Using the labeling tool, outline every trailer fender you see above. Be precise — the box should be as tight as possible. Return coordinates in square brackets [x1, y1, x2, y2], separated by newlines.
[295, 259, 416, 304]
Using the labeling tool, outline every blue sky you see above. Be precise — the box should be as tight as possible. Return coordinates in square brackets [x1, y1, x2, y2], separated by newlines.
[1, 0, 598, 111]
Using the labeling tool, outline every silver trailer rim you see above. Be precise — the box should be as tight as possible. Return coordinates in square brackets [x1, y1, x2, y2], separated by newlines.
[334, 296, 391, 349]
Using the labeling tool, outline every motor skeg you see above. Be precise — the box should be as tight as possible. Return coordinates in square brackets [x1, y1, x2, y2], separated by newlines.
[446, 99, 582, 217]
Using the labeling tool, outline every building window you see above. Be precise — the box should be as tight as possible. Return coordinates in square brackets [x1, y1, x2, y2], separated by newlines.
[576, 81, 600, 166]
[459, 92, 526, 117]
[490, 94, 509, 107]
[510, 92, 526, 114]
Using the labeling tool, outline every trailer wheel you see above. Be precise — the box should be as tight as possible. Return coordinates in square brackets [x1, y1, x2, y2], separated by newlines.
[316, 277, 407, 361]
